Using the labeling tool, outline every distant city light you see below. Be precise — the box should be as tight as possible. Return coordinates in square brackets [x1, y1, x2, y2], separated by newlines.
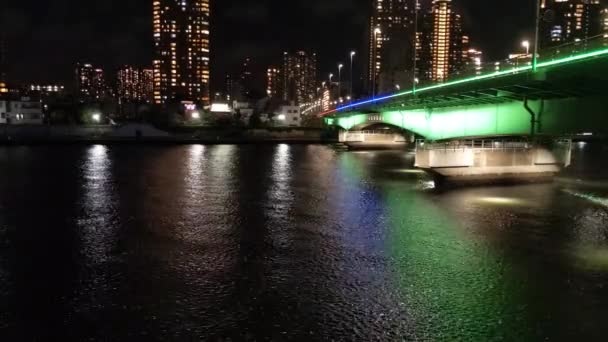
[277, 114, 286, 121]
[191, 111, 201, 119]
[92, 113, 101, 123]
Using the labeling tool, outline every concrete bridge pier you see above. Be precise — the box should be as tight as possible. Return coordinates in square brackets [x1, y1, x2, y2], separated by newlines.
[415, 139, 572, 185]
[338, 129, 412, 150]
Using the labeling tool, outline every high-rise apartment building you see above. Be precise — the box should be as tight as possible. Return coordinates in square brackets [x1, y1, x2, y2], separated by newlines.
[117, 66, 141, 102]
[0, 35, 7, 93]
[540, 0, 603, 48]
[368, 0, 416, 92]
[283, 51, 317, 104]
[92, 68, 106, 100]
[140, 69, 154, 103]
[414, 0, 467, 82]
[430, 0, 452, 82]
[153, 0, 211, 105]
[239, 57, 253, 99]
[266, 67, 281, 98]
[76, 63, 107, 100]
[117, 66, 154, 103]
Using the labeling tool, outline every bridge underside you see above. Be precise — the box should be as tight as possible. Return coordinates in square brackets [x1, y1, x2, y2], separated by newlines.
[328, 95, 608, 141]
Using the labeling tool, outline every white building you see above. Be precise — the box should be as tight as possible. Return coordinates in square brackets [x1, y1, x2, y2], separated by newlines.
[274, 104, 301, 127]
[0, 97, 44, 124]
[0, 100, 7, 124]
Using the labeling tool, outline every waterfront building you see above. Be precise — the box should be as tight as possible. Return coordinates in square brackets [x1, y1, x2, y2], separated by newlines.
[153, 0, 211, 105]
[0, 97, 44, 124]
[273, 104, 301, 127]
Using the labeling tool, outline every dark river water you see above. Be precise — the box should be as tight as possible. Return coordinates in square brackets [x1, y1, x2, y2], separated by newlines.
[1, 143, 608, 341]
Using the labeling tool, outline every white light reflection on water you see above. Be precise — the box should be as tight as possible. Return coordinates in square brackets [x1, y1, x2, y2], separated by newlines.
[79, 145, 116, 265]
[270, 144, 293, 209]
[473, 196, 526, 206]
[390, 168, 426, 174]
[185, 145, 206, 200]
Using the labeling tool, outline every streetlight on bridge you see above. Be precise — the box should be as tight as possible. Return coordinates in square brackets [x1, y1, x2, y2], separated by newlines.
[338, 63, 344, 101]
[350, 51, 356, 102]
[522, 40, 530, 56]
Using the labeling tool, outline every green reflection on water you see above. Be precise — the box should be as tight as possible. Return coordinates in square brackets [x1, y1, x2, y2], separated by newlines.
[382, 185, 530, 341]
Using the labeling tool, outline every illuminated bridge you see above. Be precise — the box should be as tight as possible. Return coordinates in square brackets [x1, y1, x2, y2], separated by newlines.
[324, 37, 608, 182]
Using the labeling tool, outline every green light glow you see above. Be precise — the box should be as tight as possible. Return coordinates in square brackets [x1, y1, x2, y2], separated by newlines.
[336, 47, 608, 112]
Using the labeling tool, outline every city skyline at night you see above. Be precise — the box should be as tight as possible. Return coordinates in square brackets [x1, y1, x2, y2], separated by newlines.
[1, 0, 540, 90]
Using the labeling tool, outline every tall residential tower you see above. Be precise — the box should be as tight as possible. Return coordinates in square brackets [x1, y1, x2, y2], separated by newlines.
[283, 51, 317, 104]
[153, 0, 211, 105]
[368, 0, 416, 93]
[0, 35, 7, 93]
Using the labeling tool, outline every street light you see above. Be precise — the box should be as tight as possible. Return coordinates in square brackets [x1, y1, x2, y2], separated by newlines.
[533, 0, 541, 71]
[373, 27, 381, 98]
[329, 73, 333, 84]
[338, 63, 344, 101]
[92, 113, 101, 123]
[522, 40, 530, 55]
[350, 51, 356, 102]
[413, 0, 419, 93]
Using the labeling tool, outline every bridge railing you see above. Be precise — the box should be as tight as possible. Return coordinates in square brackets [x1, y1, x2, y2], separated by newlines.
[439, 34, 608, 88]
[416, 139, 531, 152]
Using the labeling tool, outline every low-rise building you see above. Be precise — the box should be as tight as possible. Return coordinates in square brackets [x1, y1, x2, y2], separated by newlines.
[274, 104, 301, 127]
[0, 97, 44, 124]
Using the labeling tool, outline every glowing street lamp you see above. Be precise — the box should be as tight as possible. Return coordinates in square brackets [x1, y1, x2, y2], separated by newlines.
[329, 73, 334, 84]
[338, 63, 344, 100]
[522, 40, 530, 55]
[350, 51, 356, 101]
[92, 113, 101, 123]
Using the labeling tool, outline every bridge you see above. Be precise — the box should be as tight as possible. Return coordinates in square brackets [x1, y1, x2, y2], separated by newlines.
[324, 36, 608, 182]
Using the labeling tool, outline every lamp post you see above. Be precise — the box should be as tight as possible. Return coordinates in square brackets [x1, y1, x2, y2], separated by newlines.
[373, 27, 381, 98]
[533, 0, 541, 71]
[413, 0, 419, 94]
[338, 63, 344, 101]
[350, 51, 356, 101]
[522, 40, 530, 55]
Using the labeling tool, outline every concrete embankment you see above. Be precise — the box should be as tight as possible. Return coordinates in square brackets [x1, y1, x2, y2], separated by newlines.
[0, 124, 338, 144]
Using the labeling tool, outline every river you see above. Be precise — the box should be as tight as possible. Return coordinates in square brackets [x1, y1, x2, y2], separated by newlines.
[0, 143, 607, 341]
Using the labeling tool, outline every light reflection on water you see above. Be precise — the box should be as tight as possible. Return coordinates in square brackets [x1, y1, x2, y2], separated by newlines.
[79, 145, 116, 265]
[0, 145, 607, 340]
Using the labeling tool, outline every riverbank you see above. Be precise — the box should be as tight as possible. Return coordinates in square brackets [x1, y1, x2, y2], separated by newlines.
[0, 124, 339, 144]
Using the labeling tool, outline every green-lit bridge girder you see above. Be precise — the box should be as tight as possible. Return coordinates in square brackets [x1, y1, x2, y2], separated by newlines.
[325, 95, 608, 141]
[325, 42, 608, 141]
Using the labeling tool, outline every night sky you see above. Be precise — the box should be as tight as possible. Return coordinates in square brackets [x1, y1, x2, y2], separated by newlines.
[2, 0, 534, 91]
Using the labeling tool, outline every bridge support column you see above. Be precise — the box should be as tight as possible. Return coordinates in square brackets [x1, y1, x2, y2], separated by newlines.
[415, 139, 571, 185]
[338, 129, 409, 150]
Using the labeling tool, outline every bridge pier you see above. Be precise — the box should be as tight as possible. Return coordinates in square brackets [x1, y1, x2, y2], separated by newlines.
[338, 129, 411, 150]
[415, 139, 572, 185]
